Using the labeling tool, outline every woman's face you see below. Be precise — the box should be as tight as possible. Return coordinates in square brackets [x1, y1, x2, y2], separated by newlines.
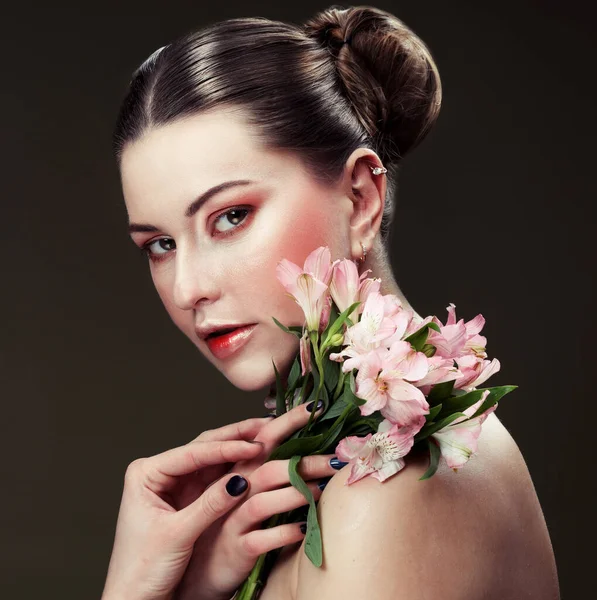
[121, 108, 355, 391]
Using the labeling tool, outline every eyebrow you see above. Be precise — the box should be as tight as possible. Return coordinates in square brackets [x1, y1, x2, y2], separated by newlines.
[127, 179, 255, 234]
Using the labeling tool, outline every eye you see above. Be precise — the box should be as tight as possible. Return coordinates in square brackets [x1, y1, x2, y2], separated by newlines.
[140, 238, 175, 262]
[213, 207, 251, 235]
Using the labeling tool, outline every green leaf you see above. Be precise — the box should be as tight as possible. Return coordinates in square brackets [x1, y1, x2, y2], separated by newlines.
[319, 398, 350, 421]
[306, 367, 320, 404]
[470, 385, 518, 419]
[287, 356, 301, 393]
[451, 388, 468, 397]
[428, 380, 455, 404]
[272, 317, 302, 338]
[319, 409, 351, 448]
[419, 438, 441, 480]
[289, 455, 322, 567]
[322, 304, 339, 337]
[437, 388, 487, 418]
[271, 360, 287, 416]
[404, 321, 441, 351]
[414, 411, 468, 442]
[425, 403, 442, 421]
[268, 433, 325, 460]
[342, 416, 380, 437]
[323, 356, 339, 396]
[343, 376, 366, 406]
[323, 301, 361, 344]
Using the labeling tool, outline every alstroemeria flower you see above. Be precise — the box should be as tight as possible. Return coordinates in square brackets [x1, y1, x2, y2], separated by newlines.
[330, 259, 361, 321]
[452, 353, 501, 391]
[431, 391, 497, 470]
[357, 272, 382, 316]
[355, 341, 430, 432]
[427, 303, 488, 360]
[335, 419, 417, 484]
[329, 292, 396, 370]
[415, 355, 464, 396]
[330, 260, 383, 325]
[276, 246, 338, 332]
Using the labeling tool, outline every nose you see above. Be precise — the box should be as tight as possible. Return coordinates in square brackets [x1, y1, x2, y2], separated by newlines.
[172, 246, 221, 310]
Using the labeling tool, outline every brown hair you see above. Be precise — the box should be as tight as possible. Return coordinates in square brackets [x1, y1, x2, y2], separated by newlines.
[112, 5, 442, 245]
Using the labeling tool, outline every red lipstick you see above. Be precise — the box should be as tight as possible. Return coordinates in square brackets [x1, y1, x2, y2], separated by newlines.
[205, 324, 257, 359]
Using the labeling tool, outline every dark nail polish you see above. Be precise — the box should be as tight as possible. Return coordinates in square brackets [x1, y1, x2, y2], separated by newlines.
[299, 522, 307, 534]
[305, 399, 323, 412]
[329, 457, 349, 470]
[318, 476, 332, 491]
[226, 475, 248, 497]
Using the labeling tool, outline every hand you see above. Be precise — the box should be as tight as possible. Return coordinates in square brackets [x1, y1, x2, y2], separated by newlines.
[101, 419, 272, 600]
[173, 402, 343, 600]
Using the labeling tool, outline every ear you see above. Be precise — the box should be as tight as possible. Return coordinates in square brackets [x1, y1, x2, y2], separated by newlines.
[343, 148, 387, 262]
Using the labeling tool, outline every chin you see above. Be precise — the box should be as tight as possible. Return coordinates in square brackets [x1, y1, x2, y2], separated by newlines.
[221, 362, 278, 392]
[218, 344, 299, 393]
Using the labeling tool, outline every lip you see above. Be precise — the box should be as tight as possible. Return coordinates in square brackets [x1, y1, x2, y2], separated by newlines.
[204, 324, 257, 360]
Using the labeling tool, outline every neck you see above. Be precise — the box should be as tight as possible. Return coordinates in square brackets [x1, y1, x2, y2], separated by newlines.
[359, 245, 422, 322]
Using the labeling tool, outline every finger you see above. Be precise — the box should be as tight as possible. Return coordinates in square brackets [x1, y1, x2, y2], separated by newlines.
[252, 402, 325, 454]
[234, 480, 323, 532]
[240, 521, 309, 558]
[191, 417, 275, 443]
[248, 454, 341, 496]
[175, 473, 251, 544]
[141, 440, 264, 494]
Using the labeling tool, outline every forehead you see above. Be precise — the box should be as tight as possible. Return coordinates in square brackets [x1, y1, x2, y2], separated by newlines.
[120, 108, 287, 216]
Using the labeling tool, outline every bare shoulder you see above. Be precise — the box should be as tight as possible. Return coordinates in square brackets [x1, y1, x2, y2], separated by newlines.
[292, 413, 560, 600]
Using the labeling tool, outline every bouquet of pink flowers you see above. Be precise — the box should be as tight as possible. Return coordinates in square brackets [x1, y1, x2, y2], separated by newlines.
[235, 246, 517, 599]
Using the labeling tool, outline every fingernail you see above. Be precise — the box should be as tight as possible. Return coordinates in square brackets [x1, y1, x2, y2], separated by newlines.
[329, 457, 349, 470]
[318, 476, 333, 491]
[226, 475, 248, 496]
[305, 400, 323, 413]
[263, 413, 277, 418]
[299, 522, 307, 534]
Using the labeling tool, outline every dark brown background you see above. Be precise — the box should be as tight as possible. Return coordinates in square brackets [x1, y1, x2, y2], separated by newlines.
[1, 1, 594, 598]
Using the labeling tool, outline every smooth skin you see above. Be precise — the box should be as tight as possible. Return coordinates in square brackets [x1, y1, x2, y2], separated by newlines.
[101, 403, 341, 600]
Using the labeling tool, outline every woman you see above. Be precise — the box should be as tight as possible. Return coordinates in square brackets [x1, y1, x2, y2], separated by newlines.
[103, 5, 560, 600]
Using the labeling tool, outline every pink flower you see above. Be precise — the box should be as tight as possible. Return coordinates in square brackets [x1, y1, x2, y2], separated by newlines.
[318, 290, 332, 334]
[357, 272, 382, 315]
[427, 303, 488, 360]
[335, 419, 417, 484]
[431, 391, 497, 470]
[329, 292, 396, 371]
[452, 354, 501, 391]
[330, 260, 382, 325]
[415, 355, 464, 396]
[276, 246, 337, 332]
[330, 259, 361, 322]
[354, 341, 430, 432]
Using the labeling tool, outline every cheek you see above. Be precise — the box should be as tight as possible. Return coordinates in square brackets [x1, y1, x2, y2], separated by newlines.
[241, 202, 338, 321]
[151, 271, 192, 335]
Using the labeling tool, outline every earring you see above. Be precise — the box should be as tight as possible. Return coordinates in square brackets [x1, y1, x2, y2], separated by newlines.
[369, 164, 387, 175]
[359, 242, 367, 264]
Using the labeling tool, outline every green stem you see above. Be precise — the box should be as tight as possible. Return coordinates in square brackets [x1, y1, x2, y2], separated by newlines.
[296, 372, 310, 406]
[333, 369, 345, 401]
[300, 331, 325, 435]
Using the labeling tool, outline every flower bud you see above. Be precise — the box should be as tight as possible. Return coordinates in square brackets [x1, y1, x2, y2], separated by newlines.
[328, 333, 345, 347]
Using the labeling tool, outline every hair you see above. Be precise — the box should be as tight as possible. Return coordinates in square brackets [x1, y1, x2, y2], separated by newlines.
[113, 4, 442, 247]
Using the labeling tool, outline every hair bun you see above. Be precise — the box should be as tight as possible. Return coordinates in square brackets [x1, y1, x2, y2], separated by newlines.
[303, 5, 442, 164]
